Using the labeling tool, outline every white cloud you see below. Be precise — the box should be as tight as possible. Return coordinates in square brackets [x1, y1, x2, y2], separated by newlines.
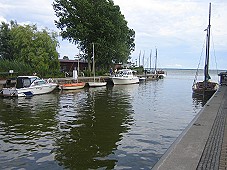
[114, 0, 227, 69]
[0, 0, 57, 29]
[0, 0, 227, 69]
[0, 16, 6, 23]
[0, 0, 71, 56]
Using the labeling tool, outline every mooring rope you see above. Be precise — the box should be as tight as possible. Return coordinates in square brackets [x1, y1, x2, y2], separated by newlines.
[193, 36, 206, 85]
[210, 30, 219, 82]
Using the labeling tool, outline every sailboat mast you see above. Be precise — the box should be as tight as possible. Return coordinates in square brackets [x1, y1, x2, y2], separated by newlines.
[154, 48, 157, 74]
[139, 50, 141, 67]
[150, 49, 152, 70]
[92, 43, 95, 82]
[204, 3, 211, 82]
[143, 50, 145, 68]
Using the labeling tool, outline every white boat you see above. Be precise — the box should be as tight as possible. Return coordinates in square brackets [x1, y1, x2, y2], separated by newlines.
[156, 70, 167, 79]
[139, 77, 146, 82]
[88, 81, 107, 87]
[2, 76, 57, 97]
[112, 69, 139, 85]
[87, 43, 107, 87]
[192, 3, 218, 96]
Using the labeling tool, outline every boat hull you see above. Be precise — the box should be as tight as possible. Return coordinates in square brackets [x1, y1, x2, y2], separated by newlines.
[139, 77, 146, 82]
[59, 83, 85, 90]
[112, 77, 139, 85]
[88, 82, 107, 87]
[192, 81, 219, 96]
[158, 73, 166, 79]
[2, 83, 57, 97]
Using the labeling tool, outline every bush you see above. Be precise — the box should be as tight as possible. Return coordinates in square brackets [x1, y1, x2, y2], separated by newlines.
[0, 59, 33, 78]
[82, 70, 92, 77]
[0, 59, 62, 78]
[133, 66, 144, 74]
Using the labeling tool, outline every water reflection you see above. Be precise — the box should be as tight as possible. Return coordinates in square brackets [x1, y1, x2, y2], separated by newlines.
[54, 85, 135, 169]
[0, 71, 207, 169]
[0, 86, 136, 169]
[0, 94, 60, 169]
[192, 93, 213, 107]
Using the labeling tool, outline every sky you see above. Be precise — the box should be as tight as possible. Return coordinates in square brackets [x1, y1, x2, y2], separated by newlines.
[0, 0, 227, 69]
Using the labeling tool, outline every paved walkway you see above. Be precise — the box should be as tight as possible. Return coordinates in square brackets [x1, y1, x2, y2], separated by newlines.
[153, 86, 227, 170]
[197, 87, 227, 170]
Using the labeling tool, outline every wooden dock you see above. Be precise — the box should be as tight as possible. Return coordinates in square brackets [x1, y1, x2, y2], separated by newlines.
[152, 85, 227, 170]
[54, 76, 111, 86]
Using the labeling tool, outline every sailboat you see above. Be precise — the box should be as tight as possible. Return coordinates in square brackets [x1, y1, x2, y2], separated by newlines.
[88, 43, 107, 87]
[192, 3, 218, 96]
[153, 48, 166, 78]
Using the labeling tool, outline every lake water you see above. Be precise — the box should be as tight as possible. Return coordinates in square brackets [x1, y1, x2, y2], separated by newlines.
[0, 69, 221, 169]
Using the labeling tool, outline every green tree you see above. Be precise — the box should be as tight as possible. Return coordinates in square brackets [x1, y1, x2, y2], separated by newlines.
[0, 21, 61, 77]
[0, 21, 14, 60]
[53, 0, 135, 71]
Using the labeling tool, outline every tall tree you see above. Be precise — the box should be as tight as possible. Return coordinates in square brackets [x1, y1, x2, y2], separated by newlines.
[53, 0, 135, 70]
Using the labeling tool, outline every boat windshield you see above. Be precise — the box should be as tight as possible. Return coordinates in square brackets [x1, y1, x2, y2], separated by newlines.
[30, 77, 39, 83]
[118, 70, 133, 75]
[23, 79, 31, 87]
[16, 76, 40, 88]
[32, 80, 46, 86]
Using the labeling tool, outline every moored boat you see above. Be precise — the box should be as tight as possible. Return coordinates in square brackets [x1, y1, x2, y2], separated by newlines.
[87, 43, 107, 87]
[111, 69, 139, 85]
[192, 3, 218, 96]
[153, 48, 166, 79]
[2, 76, 57, 97]
[156, 70, 167, 79]
[88, 81, 107, 87]
[58, 82, 85, 90]
[139, 77, 146, 82]
[192, 81, 218, 96]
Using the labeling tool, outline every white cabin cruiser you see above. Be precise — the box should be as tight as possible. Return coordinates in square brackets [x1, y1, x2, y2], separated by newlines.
[112, 69, 139, 85]
[2, 76, 57, 97]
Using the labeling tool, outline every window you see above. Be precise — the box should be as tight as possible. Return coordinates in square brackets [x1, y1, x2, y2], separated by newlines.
[23, 79, 31, 87]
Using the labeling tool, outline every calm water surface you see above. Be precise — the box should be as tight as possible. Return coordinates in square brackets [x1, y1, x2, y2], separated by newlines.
[0, 69, 219, 169]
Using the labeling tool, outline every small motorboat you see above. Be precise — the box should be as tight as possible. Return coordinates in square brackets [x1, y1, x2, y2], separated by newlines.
[2, 76, 57, 97]
[58, 82, 85, 90]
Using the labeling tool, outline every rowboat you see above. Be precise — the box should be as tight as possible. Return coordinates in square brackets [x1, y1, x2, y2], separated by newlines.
[58, 82, 85, 90]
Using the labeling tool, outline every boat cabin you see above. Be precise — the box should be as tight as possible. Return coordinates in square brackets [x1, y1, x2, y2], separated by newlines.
[116, 69, 136, 76]
[16, 76, 44, 88]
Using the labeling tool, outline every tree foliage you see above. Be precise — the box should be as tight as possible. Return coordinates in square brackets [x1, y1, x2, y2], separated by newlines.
[0, 59, 33, 77]
[0, 21, 14, 60]
[53, 0, 135, 70]
[0, 21, 60, 77]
